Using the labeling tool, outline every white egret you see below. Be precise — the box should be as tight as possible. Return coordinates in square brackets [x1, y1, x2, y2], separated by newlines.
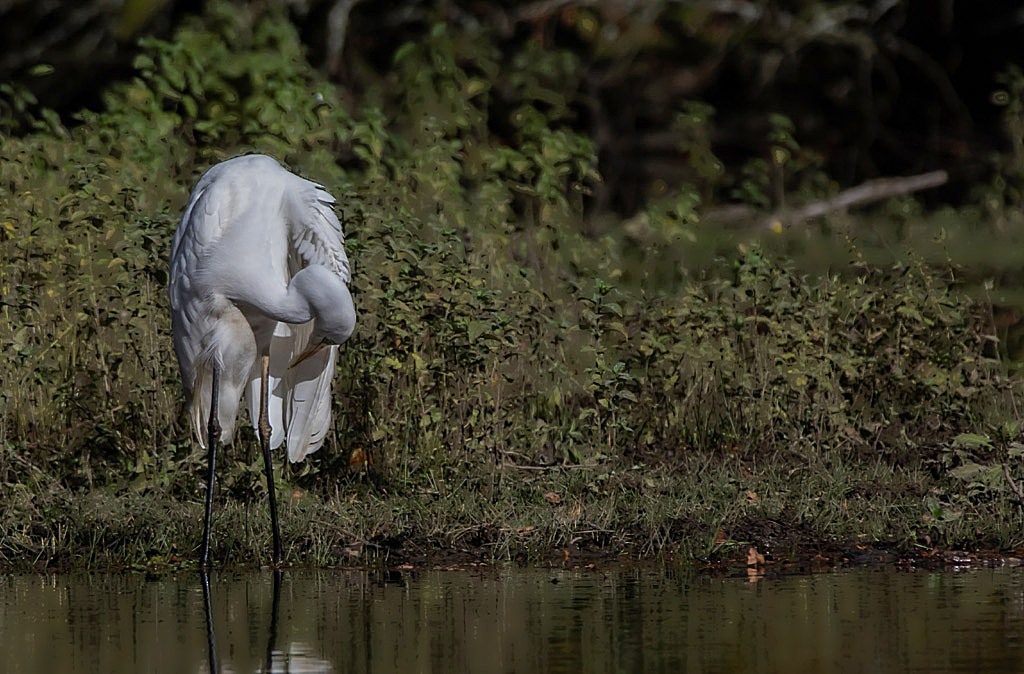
[168, 154, 356, 567]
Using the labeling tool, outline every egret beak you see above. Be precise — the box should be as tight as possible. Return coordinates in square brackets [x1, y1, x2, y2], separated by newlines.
[290, 339, 328, 368]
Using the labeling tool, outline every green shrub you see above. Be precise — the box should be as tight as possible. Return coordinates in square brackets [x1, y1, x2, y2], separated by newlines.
[0, 2, 1013, 535]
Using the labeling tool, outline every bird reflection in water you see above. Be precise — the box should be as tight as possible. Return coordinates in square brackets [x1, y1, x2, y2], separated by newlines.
[199, 570, 219, 674]
[200, 570, 333, 674]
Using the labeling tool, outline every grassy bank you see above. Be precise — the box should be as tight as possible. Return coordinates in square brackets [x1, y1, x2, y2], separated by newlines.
[3, 4, 1024, 571]
[5, 437, 1024, 571]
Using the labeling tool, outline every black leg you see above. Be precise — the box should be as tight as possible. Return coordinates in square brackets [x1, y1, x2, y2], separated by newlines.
[201, 364, 221, 569]
[258, 355, 283, 566]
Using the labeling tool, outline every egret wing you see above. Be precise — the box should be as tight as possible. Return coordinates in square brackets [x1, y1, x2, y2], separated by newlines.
[169, 166, 248, 446]
[287, 183, 351, 283]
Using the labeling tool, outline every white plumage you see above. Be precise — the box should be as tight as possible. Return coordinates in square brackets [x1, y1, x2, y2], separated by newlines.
[169, 154, 354, 461]
[168, 154, 355, 566]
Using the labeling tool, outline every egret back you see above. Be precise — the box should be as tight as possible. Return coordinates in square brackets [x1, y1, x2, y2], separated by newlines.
[169, 154, 352, 457]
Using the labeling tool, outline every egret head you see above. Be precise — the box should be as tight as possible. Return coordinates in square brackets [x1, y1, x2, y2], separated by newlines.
[289, 265, 356, 366]
[312, 276, 355, 346]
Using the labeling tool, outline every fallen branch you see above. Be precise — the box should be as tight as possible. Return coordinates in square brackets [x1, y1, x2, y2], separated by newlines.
[706, 169, 949, 229]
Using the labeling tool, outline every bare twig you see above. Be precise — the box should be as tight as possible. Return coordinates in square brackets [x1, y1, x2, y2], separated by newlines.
[1003, 462, 1024, 509]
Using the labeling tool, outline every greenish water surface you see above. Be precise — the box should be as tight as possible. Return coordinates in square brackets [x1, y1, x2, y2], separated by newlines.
[3, 566, 1023, 673]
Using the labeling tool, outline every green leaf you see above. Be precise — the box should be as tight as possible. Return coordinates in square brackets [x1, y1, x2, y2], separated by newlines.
[393, 42, 416, 65]
[466, 320, 490, 342]
[953, 433, 993, 449]
[28, 64, 54, 77]
[949, 461, 988, 482]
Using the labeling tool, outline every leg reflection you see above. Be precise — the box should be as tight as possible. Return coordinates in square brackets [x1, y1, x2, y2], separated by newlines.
[201, 570, 286, 674]
[264, 569, 283, 672]
[200, 570, 219, 674]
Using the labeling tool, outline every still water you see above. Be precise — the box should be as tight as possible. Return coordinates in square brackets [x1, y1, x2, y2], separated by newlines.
[3, 566, 1024, 673]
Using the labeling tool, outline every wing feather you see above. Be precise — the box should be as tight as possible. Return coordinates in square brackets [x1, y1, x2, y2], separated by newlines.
[169, 171, 227, 400]
[247, 321, 290, 451]
[246, 320, 337, 461]
[284, 342, 337, 462]
[287, 183, 351, 283]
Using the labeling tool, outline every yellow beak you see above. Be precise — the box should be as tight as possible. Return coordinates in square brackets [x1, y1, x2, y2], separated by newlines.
[290, 340, 328, 368]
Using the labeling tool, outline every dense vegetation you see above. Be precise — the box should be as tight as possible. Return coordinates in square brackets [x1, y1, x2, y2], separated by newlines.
[2, 2, 1024, 570]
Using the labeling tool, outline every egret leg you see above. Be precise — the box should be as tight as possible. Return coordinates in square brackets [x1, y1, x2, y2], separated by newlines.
[201, 364, 221, 569]
[258, 354, 283, 566]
